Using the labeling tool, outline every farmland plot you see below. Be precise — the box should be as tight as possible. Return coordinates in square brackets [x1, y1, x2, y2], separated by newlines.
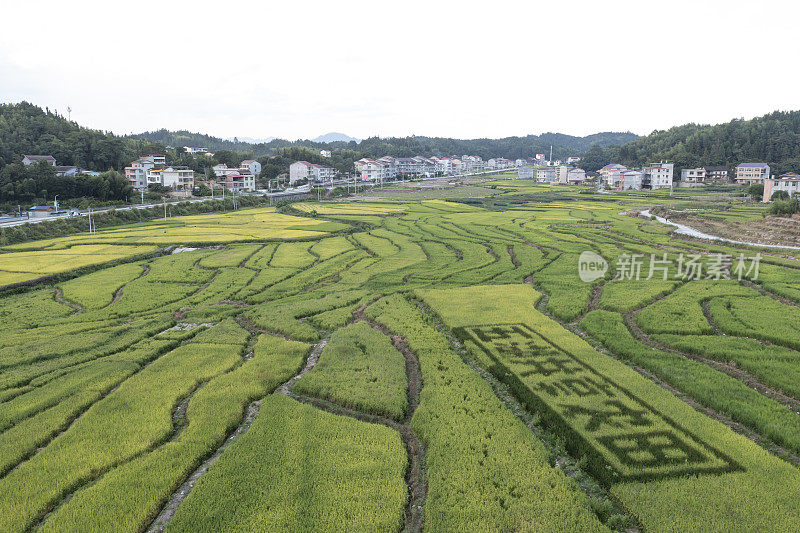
[2, 189, 800, 532]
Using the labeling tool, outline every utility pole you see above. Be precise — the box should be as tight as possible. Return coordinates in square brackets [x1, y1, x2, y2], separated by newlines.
[67, 107, 72, 121]
[163, 197, 167, 221]
[141, 190, 144, 206]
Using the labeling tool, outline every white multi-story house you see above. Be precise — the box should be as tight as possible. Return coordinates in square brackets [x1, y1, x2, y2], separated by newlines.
[359, 161, 384, 182]
[289, 161, 314, 184]
[763, 172, 800, 202]
[289, 161, 335, 184]
[621, 170, 644, 190]
[566, 156, 582, 165]
[377, 156, 398, 180]
[518, 166, 536, 180]
[212, 164, 240, 177]
[125, 160, 151, 189]
[681, 168, 707, 182]
[598, 164, 627, 188]
[239, 159, 261, 177]
[125, 155, 167, 190]
[643, 162, 674, 189]
[515, 159, 527, 167]
[184, 147, 208, 155]
[735, 162, 770, 185]
[536, 166, 557, 183]
[160, 166, 195, 190]
[567, 168, 586, 183]
[555, 165, 572, 183]
[215, 172, 255, 192]
[461, 155, 485, 172]
[320, 150, 332, 158]
[433, 157, 454, 175]
[487, 158, 513, 169]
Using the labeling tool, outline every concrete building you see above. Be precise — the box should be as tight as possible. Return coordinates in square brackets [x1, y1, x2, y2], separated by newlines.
[598, 164, 627, 188]
[125, 156, 160, 190]
[518, 166, 535, 180]
[643, 162, 674, 190]
[239, 159, 261, 177]
[289, 161, 336, 184]
[621, 170, 644, 190]
[736, 162, 770, 185]
[27, 205, 59, 218]
[160, 167, 195, 190]
[215, 172, 255, 192]
[487, 158, 513, 170]
[704, 166, 729, 181]
[681, 167, 707, 182]
[212, 164, 241, 177]
[320, 150, 332, 158]
[567, 167, 586, 183]
[461, 155, 485, 172]
[184, 147, 208, 155]
[536, 166, 557, 183]
[763, 173, 800, 202]
[566, 156, 582, 165]
[22, 155, 57, 167]
[55, 166, 79, 177]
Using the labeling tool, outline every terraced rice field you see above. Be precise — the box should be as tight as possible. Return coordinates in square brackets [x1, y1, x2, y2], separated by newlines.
[2, 185, 800, 532]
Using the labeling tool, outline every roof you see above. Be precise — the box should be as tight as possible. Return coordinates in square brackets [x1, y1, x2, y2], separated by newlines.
[703, 166, 728, 172]
[24, 155, 56, 162]
[28, 205, 56, 211]
[778, 172, 800, 179]
[240, 159, 257, 165]
[737, 162, 769, 168]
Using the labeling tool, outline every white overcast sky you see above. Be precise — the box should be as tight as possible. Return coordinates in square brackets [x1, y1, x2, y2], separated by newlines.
[1, 0, 798, 141]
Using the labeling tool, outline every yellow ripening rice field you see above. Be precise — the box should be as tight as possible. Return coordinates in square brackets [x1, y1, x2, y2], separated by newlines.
[1, 208, 347, 251]
[292, 202, 407, 215]
[0, 244, 157, 287]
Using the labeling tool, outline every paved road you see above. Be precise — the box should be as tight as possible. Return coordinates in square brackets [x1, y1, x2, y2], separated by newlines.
[0, 170, 507, 229]
[0, 190, 308, 228]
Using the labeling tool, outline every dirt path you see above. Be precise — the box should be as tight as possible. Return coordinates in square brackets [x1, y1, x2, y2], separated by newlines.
[111, 265, 150, 305]
[146, 334, 261, 532]
[268, 304, 427, 533]
[53, 287, 83, 313]
[624, 309, 800, 411]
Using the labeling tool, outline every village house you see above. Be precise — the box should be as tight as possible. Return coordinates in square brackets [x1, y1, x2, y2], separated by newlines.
[289, 161, 336, 184]
[518, 166, 535, 180]
[22, 155, 56, 167]
[735, 162, 770, 185]
[763, 172, 800, 202]
[704, 166, 729, 181]
[239, 159, 261, 177]
[681, 167, 707, 182]
[642, 162, 674, 190]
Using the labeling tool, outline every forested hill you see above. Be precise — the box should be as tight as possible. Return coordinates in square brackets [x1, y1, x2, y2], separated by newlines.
[132, 129, 639, 161]
[0, 102, 168, 172]
[609, 111, 800, 175]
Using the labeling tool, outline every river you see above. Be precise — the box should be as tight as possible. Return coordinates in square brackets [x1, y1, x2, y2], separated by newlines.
[639, 209, 800, 251]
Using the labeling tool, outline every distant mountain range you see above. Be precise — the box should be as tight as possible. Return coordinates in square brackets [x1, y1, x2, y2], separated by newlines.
[18, 100, 800, 179]
[312, 132, 361, 143]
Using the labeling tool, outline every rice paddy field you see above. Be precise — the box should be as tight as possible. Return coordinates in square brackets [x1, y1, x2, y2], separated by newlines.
[1, 181, 799, 532]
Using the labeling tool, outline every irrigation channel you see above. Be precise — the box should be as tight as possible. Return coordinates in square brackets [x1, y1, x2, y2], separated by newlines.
[639, 209, 800, 250]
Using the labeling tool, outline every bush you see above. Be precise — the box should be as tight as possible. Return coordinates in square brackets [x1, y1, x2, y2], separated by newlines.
[769, 197, 799, 215]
